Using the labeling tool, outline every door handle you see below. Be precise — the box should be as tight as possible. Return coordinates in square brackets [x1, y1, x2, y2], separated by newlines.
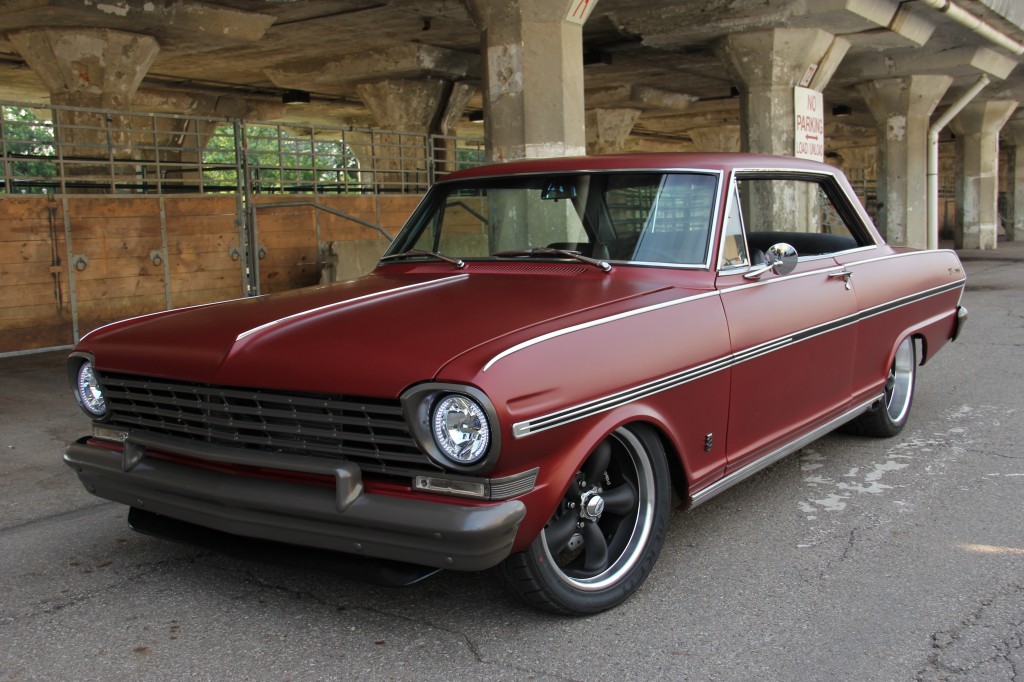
[828, 269, 853, 290]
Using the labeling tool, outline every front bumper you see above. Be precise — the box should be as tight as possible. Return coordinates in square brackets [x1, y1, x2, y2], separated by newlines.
[64, 437, 526, 571]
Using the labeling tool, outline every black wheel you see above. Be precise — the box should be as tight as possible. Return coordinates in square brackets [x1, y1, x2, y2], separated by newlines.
[495, 425, 671, 615]
[846, 336, 917, 438]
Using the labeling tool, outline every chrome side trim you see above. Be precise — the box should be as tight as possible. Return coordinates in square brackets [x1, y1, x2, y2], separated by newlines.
[688, 395, 881, 508]
[512, 354, 734, 437]
[510, 279, 963, 438]
[483, 289, 720, 372]
[81, 297, 251, 342]
[236, 274, 469, 342]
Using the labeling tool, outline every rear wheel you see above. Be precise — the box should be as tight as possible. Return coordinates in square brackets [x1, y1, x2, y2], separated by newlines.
[847, 336, 917, 437]
[495, 425, 671, 615]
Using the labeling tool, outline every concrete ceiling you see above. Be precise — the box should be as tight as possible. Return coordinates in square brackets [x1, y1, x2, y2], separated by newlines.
[0, 0, 1022, 147]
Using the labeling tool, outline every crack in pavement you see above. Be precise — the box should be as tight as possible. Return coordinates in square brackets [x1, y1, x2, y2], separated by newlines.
[196, 558, 582, 682]
[916, 583, 1024, 681]
[1, 551, 212, 626]
[0, 500, 114, 537]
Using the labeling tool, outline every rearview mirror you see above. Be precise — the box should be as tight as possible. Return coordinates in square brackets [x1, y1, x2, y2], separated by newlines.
[541, 180, 577, 201]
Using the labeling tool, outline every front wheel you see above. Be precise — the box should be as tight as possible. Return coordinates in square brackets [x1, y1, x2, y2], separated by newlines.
[495, 425, 671, 615]
[847, 336, 917, 438]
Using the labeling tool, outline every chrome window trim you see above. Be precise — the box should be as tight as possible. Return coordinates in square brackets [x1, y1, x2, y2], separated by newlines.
[419, 168, 725, 271]
[727, 167, 882, 253]
[715, 180, 750, 272]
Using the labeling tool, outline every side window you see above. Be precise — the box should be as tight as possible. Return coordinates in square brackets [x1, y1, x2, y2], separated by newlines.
[719, 184, 749, 269]
[736, 176, 865, 258]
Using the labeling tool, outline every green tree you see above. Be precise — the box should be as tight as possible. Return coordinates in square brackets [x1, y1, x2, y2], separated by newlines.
[202, 123, 360, 194]
[1, 106, 58, 193]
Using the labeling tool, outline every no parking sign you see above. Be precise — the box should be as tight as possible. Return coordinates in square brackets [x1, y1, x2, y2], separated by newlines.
[794, 86, 824, 162]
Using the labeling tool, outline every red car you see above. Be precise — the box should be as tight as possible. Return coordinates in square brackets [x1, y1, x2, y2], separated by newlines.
[65, 153, 967, 615]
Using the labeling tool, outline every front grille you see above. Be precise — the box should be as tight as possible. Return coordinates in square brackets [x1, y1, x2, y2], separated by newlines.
[98, 372, 433, 473]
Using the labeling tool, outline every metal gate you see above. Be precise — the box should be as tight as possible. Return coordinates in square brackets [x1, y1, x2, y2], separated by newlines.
[0, 101, 484, 355]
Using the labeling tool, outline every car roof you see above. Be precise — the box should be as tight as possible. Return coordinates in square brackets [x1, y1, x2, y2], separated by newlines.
[438, 152, 840, 183]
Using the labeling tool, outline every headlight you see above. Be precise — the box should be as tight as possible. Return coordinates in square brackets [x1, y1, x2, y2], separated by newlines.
[431, 394, 490, 465]
[75, 361, 107, 418]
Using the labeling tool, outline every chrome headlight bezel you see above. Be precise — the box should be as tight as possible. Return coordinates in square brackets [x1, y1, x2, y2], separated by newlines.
[68, 353, 108, 420]
[401, 383, 501, 473]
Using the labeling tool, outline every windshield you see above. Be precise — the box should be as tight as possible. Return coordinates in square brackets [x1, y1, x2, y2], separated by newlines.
[386, 171, 721, 267]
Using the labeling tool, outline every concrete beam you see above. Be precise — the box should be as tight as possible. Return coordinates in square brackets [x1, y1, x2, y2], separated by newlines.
[688, 125, 742, 152]
[356, 79, 448, 133]
[607, 0, 903, 49]
[440, 82, 478, 135]
[586, 108, 641, 154]
[9, 27, 159, 108]
[266, 45, 479, 95]
[632, 86, 698, 111]
[0, 0, 274, 47]
[585, 85, 698, 112]
[843, 46, 1018, 82]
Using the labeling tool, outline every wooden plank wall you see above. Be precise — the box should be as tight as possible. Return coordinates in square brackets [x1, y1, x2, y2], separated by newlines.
[165, 196, 243, 308]
[253, 195, 419, 293]
[0, 197, 72, 352]
[68, 197, 168, 339]
[1, 194, 417, 354]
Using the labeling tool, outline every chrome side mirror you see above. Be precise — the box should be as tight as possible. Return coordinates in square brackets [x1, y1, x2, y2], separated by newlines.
[744, 242, 798, 280]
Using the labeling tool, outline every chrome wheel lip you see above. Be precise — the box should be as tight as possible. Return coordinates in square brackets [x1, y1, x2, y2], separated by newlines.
[885, 337, 915, 423]
[541, 428, 656, 592]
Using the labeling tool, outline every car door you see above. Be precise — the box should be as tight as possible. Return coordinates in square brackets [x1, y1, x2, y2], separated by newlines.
[715, 173, 861, 472]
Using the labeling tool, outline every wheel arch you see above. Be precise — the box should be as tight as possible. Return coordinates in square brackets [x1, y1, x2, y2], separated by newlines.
[568, 406, 694, 504]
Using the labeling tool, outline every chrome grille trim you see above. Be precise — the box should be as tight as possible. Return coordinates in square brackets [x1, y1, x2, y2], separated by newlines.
[97, 372, 432, 471]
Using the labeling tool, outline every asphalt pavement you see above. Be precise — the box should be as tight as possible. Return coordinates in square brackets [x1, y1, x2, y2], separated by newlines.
[1, 247, 1022, 681]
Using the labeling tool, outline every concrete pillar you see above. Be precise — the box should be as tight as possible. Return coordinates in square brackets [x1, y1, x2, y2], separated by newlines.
[688, 125, 742, 152]
[951, 100, 1018, 249]
[858, 76, 952, 248]
[356, 78, 449, 191]
[586, 108, 641, 155]
[10, 27, 159, 189]
[437, 81, 478, 175]
[714, 28, 847, 155]
[464, 0, 595, 161]
[1003, 120, 1024, 242]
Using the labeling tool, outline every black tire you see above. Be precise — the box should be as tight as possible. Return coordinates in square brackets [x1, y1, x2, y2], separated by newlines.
[495, 425, 672, 616]
[846, 336, 917, 438]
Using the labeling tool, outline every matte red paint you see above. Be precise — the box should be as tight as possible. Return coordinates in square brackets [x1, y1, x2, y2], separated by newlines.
[69, 153, 967, 563]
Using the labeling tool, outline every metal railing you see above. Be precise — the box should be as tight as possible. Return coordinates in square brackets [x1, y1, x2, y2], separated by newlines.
[0, 100, 485, 196]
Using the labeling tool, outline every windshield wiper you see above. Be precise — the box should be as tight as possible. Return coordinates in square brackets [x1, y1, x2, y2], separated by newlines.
[380, 249, 465, 269]
[492, 248, 612, 273]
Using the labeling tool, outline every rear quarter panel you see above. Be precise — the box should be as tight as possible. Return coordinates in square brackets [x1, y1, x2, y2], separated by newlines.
[836, 247, 966, 404]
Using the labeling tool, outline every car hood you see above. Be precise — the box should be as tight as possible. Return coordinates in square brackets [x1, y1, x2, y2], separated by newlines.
[80, 268, 673, 397]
